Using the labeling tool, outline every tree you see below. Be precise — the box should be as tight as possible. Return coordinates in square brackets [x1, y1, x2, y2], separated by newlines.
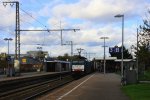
[57, 53, 70, 61]
[133, 10, 150, 70]
[57, 53, 87, 61]
[0, 53, 7, 69]
[109, 46, 133, 59]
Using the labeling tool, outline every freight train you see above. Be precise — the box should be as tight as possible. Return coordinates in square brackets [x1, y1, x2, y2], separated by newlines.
[45, 59, 94, 78]
[71, 60, 93, 78]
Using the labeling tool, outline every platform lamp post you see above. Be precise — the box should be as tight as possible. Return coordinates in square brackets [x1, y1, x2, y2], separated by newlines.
[100, 37, 109, 74]
[4, 38, 13, 76]
[114, 14, 124, 78]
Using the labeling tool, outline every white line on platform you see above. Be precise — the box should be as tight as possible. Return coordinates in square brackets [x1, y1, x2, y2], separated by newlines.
[57, 74, 95, 100]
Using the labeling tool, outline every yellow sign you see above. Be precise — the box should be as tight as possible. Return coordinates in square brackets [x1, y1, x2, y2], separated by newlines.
[22, 58, 27, 63]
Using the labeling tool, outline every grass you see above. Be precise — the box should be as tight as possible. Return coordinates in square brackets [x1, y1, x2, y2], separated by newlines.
[122, 83, 150, 100]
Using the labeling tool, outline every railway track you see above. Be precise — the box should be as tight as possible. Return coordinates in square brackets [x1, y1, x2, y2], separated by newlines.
[0, 72, 62, 93]
[0, 73, 74, 100]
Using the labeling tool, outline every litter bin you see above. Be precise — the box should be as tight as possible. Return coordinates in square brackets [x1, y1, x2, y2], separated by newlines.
[125, 69, 137, 84]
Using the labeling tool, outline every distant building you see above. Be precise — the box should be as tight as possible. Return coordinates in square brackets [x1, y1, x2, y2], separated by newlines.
[27, 51, 49, 58]
[94, 57, 117, 72]
[0, 51, 49, 73]
[93, 57, 136, 73]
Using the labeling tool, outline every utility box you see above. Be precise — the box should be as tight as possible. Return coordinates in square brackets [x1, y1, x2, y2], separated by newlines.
[126, 70, 137, 84]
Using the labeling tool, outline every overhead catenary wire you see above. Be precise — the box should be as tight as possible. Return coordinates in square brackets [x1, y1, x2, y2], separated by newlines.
[19, 2, 79, 45]
[1, 1, 79, 50]
[1, 1, 65, 35]
[20, 8, 48, 29]
[19, 2, 51, 30]
[19, 5, 51, 46]
[19, 5, 65, 46]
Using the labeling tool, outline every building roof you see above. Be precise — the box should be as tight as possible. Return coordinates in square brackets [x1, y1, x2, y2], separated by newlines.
[45, 60, 70, 63]
[115, 59, 136, 62]
[94, 57, 117, 60]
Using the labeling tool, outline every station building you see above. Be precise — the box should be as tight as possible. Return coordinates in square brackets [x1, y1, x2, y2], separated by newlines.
[93, 57, 136, 73]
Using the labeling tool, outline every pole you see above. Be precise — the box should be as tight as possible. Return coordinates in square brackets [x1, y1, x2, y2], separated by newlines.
[7, 40, 10, 76]
[64, 41, 74, 57]
[4, 38, 13, 76]
[114, 14, 124, 78]
[71, 41, 73, 56]
[100, 37, 109, 74]
[121, 15, 124, 78]
[61, 30, 63, 45]
[17, 2, 20, 60]
[3, 1, 21, 75]
[8, 40, 9, 56]
[77, 48, 84, 56]
[137, 28, 139, 81]
[104, 38, 106, 74]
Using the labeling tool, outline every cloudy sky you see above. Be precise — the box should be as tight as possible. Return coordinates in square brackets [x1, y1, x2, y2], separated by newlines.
[0, 0, 150, 59]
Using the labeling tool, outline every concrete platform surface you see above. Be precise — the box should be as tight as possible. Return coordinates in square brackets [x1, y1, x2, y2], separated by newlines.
[41, 73, 129, 100]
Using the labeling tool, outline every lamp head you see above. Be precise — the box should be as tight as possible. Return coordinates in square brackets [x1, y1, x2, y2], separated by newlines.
[114, 14, 124, 18]
[4, 38, 13, 41]
[4, 38, 8, 41]
[9, 38, 13, 41]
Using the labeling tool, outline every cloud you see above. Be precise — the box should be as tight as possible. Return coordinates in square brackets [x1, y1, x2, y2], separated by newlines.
[0, 0, 149, 59]
[51, 0, 148, 23]
[0, 5, 15, 27]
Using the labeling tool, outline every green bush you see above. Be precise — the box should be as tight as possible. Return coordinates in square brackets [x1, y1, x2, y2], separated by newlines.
[139, 70, 150, 81]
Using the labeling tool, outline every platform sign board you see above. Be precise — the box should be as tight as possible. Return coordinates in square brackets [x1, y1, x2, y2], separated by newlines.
[109, 47, 121, 53]
[14, 60, 20, 72]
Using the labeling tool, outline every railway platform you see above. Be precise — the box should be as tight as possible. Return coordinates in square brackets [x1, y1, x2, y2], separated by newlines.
[0, 71, 61, 82]
[41, 73, 129, 100]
